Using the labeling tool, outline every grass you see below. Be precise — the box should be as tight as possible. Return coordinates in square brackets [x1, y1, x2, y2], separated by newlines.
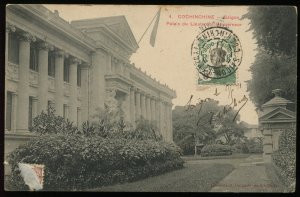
[89, 163, 235, 192]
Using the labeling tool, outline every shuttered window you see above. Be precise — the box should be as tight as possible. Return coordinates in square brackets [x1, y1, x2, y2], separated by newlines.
[8, 33, 19, 64]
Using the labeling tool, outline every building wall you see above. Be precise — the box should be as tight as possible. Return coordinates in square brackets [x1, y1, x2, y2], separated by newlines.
[5, 5, 176, 144]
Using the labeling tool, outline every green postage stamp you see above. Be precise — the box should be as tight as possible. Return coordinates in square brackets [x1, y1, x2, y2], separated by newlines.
[191, 27, 243, 85]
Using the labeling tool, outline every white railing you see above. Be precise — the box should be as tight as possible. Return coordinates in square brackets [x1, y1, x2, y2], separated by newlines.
[48, 77, 55, 92]
[64, 82, 70, 96]
[7, 62, 19, 81]
[29, 70, 39, 87]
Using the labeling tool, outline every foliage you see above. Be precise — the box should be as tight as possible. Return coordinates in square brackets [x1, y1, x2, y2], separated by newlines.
[242, 6, 296, 56]
[272, 129, 296, 186]
[231, 142, 249, 154]
[31, 104, 162, 141]
[246, 49, 297, 109]
[200, 144, 232, 157]
[8, 104, 181, 191]
[215, 112, 246, 146]
[278, 129, 296, 152]
[29, 105, 78, 135]
[242, 7, 297, 109]
[134, 117, 162, 141]
[82, 105, 161, 141]
[173, 99, 246, 155]
[7, 134, 184, 191]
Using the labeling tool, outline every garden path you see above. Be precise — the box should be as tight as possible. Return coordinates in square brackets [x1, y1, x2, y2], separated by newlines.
[210, 154, 279, 192]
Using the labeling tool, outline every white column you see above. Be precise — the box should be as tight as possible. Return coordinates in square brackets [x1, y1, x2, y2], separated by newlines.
[165, 103, 170, 141]
[111, 58, 117, 74]
[12, 92, 18, 133]
[169, 103, 173, 141]
[165, 103, 172, 142]
[130, 87, 136, 126]
[37, 42, 49, 114]
[135, 90, 141, 120]
[117, 61, 124, 75]
[155, 99, 160, 128]
[54, 50, 64, 117]
[90, 50, 107, 115]
[32, 97, 38, 121]
[107, 55, 112, 74]
[141, 93, 146, 119]
[69, 57, 79, 123]
[151, 98, 155, 122]
[123, 93, 131, 122]
[80, 63, 89, 122]
[159, 100, 165, 140]
[5, 26, 11, 130]
[17, 33, 32, 132]
[146, 95, 151, 121]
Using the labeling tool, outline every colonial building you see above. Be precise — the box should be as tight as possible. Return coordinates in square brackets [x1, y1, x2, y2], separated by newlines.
[5, 4, 176, 150]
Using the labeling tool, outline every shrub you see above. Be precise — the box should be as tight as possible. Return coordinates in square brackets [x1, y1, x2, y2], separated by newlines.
[7, 104, 183, 191]
[7, 134, 184, 191]
[231, 143, 249, 153]
[200, 144, 232, 157]
[81, 106, 162, 141]
[30, 105, 78, 135]
[272, 129, 296, 187]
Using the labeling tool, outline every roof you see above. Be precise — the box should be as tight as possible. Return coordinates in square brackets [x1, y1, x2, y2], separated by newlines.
[262, 96, 293, 108]
[259, 107, 296, 123]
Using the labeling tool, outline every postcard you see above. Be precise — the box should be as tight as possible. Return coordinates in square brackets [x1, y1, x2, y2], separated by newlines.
[4, 4, 296, 192]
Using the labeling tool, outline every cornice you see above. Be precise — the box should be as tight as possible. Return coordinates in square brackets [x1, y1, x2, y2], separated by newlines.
[10, 5, 96, 52]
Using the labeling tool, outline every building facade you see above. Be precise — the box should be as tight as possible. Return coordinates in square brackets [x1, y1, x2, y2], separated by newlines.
[5, 5, 176, 145]
[258, 89, 296, 162]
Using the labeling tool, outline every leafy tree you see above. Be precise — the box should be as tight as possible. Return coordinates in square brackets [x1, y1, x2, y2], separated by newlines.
[247, 49, 297, 109]
[243, 6, 296, 56]
[242, 6, 297, 109]
[173, 99, 245, 154]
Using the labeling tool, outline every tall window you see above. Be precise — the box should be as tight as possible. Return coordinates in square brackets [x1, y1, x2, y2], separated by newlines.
[6, 92, 13, 131]
[64, 59, 69, 82]
[63, 104, 68, 120]
[77, 66, 81, 86]
[77, 107, 80, 127]
[48, 51, 55, 77]
[28, 96, 33, 128]
[30, 45, 39, 71]
[8, 33, 19, 64]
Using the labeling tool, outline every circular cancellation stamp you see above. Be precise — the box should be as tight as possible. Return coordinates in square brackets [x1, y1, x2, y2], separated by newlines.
[191, 27, 243, 85]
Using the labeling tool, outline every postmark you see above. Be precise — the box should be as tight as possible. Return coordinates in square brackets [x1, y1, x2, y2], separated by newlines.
[191, 27, 243, 85]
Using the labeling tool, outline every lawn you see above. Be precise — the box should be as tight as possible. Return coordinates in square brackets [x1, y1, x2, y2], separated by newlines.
[89, 163, 235, 192]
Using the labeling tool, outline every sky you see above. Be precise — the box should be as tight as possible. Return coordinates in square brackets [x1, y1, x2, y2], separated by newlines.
[44, 5, 259, 125]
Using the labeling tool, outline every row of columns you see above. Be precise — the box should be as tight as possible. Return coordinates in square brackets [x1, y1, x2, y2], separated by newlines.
[128, 87, 173, 141]
[6, 27, 88, 132]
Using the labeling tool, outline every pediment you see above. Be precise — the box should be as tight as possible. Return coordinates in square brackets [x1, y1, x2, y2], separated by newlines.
[259, 107, 296, 122]
[71, 16, 139, 53]
[106, 19, 138, 50]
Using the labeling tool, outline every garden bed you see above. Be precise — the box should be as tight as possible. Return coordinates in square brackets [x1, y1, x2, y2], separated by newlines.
[6, 134, 184, 191]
